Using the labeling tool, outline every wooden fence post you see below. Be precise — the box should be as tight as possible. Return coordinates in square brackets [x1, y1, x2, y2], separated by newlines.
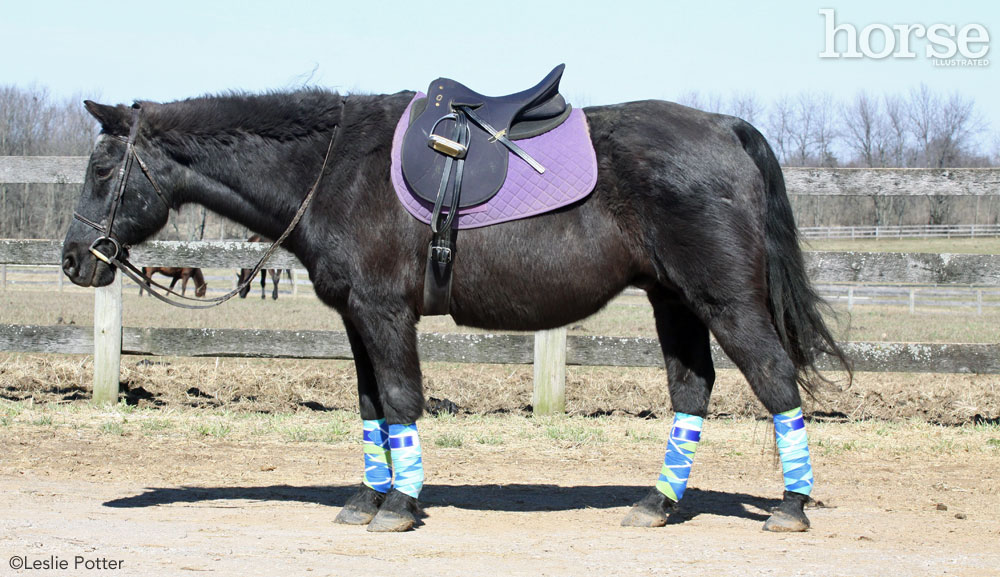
[291, 269, 298, 297]
[92, 273, 123, 404]
[533, 327, 567, 415]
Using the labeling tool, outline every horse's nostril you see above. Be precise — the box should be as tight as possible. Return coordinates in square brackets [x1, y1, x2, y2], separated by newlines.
[63, 254, 77, 276]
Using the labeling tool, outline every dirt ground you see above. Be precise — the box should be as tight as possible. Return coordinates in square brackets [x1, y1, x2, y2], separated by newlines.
[2, 373, 1000, 577]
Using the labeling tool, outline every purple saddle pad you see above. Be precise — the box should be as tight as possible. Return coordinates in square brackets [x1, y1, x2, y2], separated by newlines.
[391, 93, 598, 229]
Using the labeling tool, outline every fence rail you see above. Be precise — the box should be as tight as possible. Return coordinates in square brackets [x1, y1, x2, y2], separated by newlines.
[3, 239, 1000, 413]
[3, 324, 999, 374]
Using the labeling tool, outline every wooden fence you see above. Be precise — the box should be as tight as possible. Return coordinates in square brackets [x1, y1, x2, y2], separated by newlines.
[3, 239, 1000, 414]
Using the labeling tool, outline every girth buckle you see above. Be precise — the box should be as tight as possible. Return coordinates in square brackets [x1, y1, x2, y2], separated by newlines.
[429, 244, 453, 264]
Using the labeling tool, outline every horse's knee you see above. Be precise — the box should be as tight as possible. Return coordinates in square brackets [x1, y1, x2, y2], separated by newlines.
[380, 382, 424, 424]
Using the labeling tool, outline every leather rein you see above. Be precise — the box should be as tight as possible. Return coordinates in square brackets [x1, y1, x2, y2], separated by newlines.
[73, 102, 342, 309]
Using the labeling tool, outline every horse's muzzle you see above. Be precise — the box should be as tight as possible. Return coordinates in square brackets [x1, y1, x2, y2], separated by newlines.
[62, 240, 117, 288]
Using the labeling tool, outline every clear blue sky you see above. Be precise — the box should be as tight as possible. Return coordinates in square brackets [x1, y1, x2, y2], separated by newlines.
[2, 0, 996, 145]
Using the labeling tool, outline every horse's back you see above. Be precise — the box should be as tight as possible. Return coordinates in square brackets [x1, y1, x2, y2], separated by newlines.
[449, 100, 774, 329]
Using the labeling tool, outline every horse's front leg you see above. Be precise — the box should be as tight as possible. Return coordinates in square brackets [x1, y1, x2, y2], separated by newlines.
[623, 294, 715, 527]
[337, 298, 424, 532]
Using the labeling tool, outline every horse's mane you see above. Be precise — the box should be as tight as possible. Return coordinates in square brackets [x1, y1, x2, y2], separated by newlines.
[143, 88, 353, 146]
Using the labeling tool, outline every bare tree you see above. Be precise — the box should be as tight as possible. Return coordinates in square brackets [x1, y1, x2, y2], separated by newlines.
[930, 92, 985, 167]
[811, 92, 838, 167]
[842, 91, 887, 167]
[728, 91, 764, 124]
[786, 92, 818, 166]
[675, 90, 724, 114]
[906, 83, 939, 167]
[764, 94, 794, 164]
[883, 94, 909, 167]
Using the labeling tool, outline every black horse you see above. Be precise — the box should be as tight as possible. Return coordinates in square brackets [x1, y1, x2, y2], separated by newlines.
[61, 86, 848, 532]
[237, 235, 292, 300]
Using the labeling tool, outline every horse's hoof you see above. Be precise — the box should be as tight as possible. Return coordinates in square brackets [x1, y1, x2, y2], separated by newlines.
[621, 488, 675, 527]
[763, 491, 811, 532]
[367, 489, 421, 533]
[334, 484, 385, 525]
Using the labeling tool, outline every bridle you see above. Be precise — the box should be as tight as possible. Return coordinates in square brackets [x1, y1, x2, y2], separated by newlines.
[73, 101, 342, 309]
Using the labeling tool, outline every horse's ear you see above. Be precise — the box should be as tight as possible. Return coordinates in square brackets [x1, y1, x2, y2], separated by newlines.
[84, 100, 129, 134]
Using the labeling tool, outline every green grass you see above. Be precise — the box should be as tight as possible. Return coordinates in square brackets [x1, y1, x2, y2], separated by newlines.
[100, 421, 125, 436]
[140, 418, 173, 432]
[545, 423, 607, 444]
[195, 422, 231, 439]
[474, 433, 504, 446]
[279, 425, 316, 442]
[31, 415, 53, 426]
[434, 433, 464, 448]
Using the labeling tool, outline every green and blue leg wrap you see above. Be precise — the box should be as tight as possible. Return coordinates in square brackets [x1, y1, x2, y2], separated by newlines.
[655, 413, 703, 502]
[389, 423, 424, 499]
[362, 419, 392, 493]
[774, 407, 814, 495]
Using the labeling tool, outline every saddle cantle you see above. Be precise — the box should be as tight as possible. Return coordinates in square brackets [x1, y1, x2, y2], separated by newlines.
[401, 64, 572, 208]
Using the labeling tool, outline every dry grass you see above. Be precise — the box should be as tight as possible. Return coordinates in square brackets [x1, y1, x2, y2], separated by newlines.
[2, 353, 997, 425]
[803, 237, 1000, 254]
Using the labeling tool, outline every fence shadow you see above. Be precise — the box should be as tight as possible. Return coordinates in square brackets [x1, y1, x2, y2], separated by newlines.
[103, 483, 774, 522]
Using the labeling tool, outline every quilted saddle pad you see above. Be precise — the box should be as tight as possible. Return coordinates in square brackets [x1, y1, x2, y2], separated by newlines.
[390, 93, 598, 229]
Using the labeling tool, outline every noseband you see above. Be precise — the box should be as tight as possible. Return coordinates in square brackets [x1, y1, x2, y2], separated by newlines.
[73, 101, 342, 309]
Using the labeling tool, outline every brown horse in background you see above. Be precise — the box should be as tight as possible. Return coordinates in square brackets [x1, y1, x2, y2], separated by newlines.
[237, 234, 292, 300]
[139, 267, 207, 297]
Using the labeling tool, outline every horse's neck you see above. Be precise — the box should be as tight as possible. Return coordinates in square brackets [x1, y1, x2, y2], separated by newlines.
[165, 134, 327, 242]
[185, 155, 304, 240]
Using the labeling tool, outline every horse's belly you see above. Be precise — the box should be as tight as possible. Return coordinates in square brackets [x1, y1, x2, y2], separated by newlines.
[447, 243, 632, 331]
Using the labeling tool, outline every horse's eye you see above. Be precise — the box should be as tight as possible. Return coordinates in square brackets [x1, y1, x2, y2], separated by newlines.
[94, 165, 116, 180]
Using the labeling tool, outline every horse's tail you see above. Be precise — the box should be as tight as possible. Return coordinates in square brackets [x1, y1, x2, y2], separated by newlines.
[731, 119, 852, 392]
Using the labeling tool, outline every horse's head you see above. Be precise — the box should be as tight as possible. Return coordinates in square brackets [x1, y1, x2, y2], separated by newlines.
[237, 269, 253, 298]
[62, 101, 173, 288]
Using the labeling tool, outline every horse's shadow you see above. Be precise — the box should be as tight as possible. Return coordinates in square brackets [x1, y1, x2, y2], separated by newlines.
[103, 484, 773, 523]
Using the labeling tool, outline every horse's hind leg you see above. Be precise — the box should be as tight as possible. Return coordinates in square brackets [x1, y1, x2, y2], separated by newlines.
[260, 269, 267, 299]
[271, 269, 279, 300]
[702, 296, 814, 532]
[623, 289, 715, 527]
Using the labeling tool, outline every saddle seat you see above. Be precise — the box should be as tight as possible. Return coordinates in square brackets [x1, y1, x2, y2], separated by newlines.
[401, 64, 572, 208]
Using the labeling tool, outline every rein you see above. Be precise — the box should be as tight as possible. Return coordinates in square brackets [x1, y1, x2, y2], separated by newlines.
[74, 101, 343, 309]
